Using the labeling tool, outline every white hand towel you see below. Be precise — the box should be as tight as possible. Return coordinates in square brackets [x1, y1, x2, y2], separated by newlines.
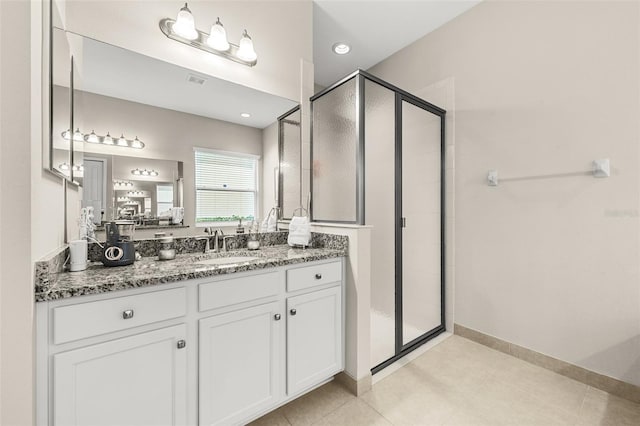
[171, 207, 185, 224]
[288, 216, 311, 247]
[267, 213, 277, 232]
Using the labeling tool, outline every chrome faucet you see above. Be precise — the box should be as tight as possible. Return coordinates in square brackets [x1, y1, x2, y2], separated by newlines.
[213, 228, 224, 253]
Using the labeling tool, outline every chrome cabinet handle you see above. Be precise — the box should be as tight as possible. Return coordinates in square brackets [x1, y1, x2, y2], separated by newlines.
[177, 340, 186, 349]
[122, 310, 134, 320]
[315, 273, 322, 280]
[274, 314, 281, 321]
[290, 309, 297, 316]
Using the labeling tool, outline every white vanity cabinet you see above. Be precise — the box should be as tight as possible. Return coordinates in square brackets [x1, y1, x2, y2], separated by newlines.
[53, 325, 188, 426]
[37, 257, 344, 426]
[199, 301, 283, 426]
[286, 286, 342, 396]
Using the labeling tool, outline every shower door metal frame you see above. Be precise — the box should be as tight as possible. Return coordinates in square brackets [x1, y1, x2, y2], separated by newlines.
[372, 92, 447, 374]
[363, 72, 446, 374]
[309, 70, 446, 373]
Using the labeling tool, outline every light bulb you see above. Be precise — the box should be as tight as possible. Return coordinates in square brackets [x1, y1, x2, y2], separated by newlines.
[206, 17, 230, 51]
[85, 130, 99, 143]
[142, 169, 150, 176]
[172, 3, 198, 40]
[62, 129, 71, 140]
[103, 132, 114, 145]
[117, 134, 128, 146]
[132, 169, 141, 176]
[59, 163, 70, 170]
[237, 29, 257, 62]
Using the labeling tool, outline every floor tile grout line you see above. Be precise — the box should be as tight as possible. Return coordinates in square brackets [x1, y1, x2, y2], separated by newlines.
[306, 395, 355, 426]
[358, 393, 396, 425]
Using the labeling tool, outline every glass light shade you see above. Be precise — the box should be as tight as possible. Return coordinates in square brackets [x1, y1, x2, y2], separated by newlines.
[131, 137, 143, 149]
[237, 30, 257, 62]
[172, 3, 198, 40]
[142, 169, 150, 176]
[117, 134, 128, 146]
[62, 130, 71, 140]
[73, 128, 83, 141]
[206, 18, 230, 51]
[85, 130, 99, 143]
[59, 163, 70, 170]
[103, 133, 114, 145]
[132, 169, 141, 176]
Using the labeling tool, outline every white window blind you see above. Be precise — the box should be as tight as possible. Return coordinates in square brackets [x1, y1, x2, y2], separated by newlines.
[156, 183, 174, 214]
[195, 149, 258, 224]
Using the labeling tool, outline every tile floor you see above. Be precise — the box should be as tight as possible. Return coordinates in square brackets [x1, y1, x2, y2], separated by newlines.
[250, 335, 640, 426]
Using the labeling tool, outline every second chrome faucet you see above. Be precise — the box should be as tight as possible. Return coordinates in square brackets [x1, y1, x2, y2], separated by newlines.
[198, 227, 227, 253]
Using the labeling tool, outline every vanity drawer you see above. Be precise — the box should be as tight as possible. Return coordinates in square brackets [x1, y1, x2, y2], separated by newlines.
[286, 260, 342, 292]
[53, 288, 187, 344]
[199, 271, 280, 312]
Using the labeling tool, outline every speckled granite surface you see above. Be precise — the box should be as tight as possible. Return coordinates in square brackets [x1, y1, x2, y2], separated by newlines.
[86, 231, 290, 262]
[35, 232, 348, 302]
[34, 245, 68, 294]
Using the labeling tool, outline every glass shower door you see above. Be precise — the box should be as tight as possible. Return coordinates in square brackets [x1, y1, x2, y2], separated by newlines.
[400, 99, 443, 346]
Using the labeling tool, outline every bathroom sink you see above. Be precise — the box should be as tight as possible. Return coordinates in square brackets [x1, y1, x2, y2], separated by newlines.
[196, 256, 260, 266]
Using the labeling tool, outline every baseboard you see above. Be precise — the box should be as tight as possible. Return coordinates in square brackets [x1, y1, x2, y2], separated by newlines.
[454, 323, 640, 404]
[335, 371, 371, 396]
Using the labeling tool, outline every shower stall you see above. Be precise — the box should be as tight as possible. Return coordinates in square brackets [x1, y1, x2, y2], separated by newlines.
[310, 70, 446, 373]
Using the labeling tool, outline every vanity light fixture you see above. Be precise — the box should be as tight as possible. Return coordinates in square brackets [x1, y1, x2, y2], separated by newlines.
[159, 3, 258, 67]
[117, 196, 131, 202]
[131, 168, 159, 177]
[61, 129, 145, 149]
[127, 190, 145, 197]
[62, 128, 84, 141]
[58, 163, 83, 172]
[332, 42, 351, 55]
[114, 180, 134, 188]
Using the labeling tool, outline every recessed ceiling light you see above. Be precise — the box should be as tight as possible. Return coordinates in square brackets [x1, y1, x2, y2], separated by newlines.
[240, 113, 251, 118]
[332, 42, 350, 55]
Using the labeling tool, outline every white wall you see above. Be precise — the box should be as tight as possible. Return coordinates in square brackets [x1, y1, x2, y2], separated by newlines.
[57, 88, 263, 237]
[64, 0, 313, 102]
[370, 0, 640, 386]
[1, 1, 35, 424]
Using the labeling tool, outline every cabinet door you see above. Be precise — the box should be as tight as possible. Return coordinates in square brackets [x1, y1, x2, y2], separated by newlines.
[53, 325, 187, 426]
[287, 286, 343, 396]
[199, 301, 282, 426]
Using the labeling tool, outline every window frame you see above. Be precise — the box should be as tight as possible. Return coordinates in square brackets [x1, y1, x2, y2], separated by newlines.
[193, 147, 260, 228]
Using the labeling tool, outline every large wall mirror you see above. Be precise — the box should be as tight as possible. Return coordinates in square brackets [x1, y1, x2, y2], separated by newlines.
[49, 23, 298, 231]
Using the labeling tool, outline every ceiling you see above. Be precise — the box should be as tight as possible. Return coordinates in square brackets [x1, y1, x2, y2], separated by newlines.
[68, 32, 297, 129]
[313, 0, 481, 87]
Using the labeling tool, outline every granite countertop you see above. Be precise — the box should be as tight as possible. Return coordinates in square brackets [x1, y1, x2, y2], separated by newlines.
[35, 245, 346, 302]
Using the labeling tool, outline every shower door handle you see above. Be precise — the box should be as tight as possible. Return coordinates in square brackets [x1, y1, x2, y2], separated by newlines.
[401, 217, 407, 228]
